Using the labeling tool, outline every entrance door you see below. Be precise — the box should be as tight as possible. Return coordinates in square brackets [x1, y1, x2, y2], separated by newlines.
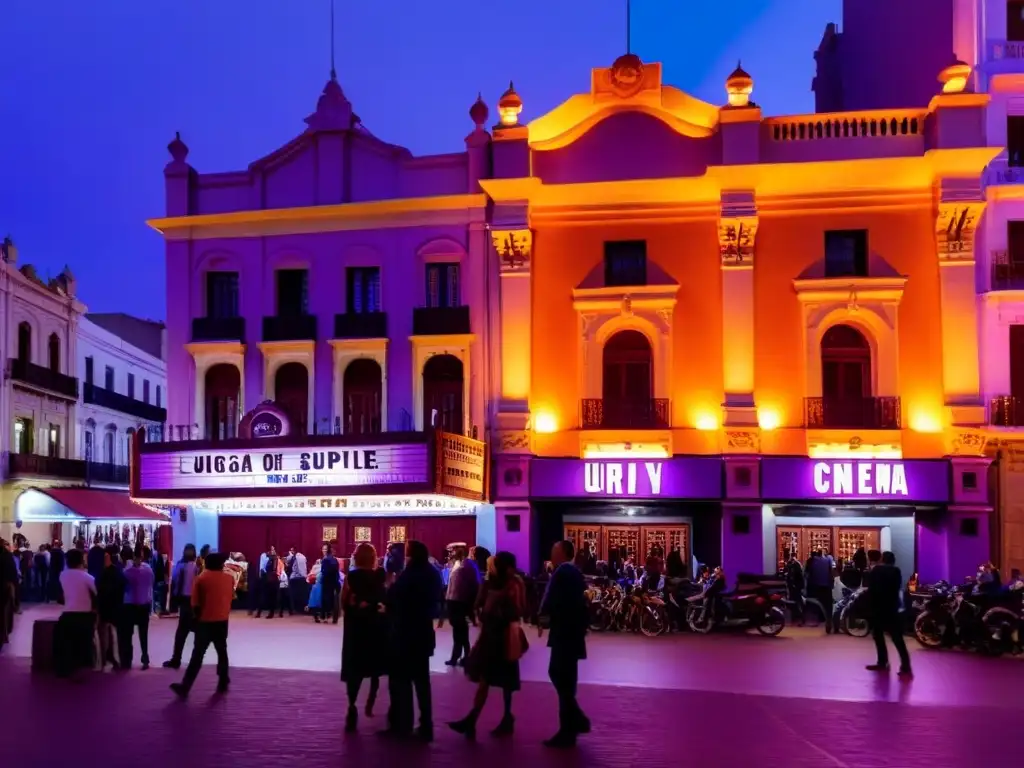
[563, 525, 601, 560]
[777, 526, 803, 567]
[835, 527, 881, 563]
[641, 525, 689, 563]
[803, 527, 834, 559]
[604, 526, 641, 562]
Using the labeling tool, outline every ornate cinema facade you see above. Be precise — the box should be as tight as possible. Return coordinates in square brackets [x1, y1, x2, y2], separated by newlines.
[486, 54, 1001, 582]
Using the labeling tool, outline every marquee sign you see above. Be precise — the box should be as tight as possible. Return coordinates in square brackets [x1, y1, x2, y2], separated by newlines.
[193, 494, 476, 517]
[137, 443, 430, 495]
[437, 432, 487, 500]
[530, 457, 722, 500]
[759, 458, 950, 503]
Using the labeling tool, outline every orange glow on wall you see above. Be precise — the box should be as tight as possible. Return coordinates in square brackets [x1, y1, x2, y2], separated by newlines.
[757, 408, 781, 431]
[533, 410, 558, 434]
[909, 409, 944, 434]
[694, 411, 720, 431]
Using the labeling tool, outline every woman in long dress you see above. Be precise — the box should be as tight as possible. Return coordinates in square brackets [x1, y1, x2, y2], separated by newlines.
[448, 551, 526, 739]
[341, 543, 388, 731]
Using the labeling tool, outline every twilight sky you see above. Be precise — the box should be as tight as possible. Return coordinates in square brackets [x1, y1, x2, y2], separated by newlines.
[0, 0, 840, 321]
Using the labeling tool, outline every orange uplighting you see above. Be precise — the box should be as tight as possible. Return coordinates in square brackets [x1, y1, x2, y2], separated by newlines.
[757, 407, 781, 431]
[694, 411, 719, 431]
[533, 410, 558, 434]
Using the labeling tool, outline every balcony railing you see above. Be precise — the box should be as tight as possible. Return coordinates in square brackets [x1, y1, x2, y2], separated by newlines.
[989, 39, 1024, 61]
[990, 396, 1024, 427]
[191, 316, 245, 343]
[84, 383, 166, 423]
[10, 358, 79, 399]
[581, 398, 671, 430]
[413, 306, 471, 336]
[985, 162, 1024, 187]
[8, 453, 131, 484]
[87, 462, 131, 484]
[804, 396, 901, 430]
[262, 314, 317, 342]
[990, 252, 1024, 290]
[334, 311, 388, 339]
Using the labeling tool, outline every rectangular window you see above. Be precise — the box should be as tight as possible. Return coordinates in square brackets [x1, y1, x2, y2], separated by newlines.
[604, 241, 648, 287]
[84, 356, 94, 385]
[127, 373, 135, 399]
[13, 418, 31, 454]
[143, 379, 150, 404]
[47, 424, 60, 459]
[346, 267, 382, 313]
[104, 365, 115, 391]
[425, 263, 460, 308]
[276, 269, 309, 316]
[1009, 116, 1024, 167]
[824, 230, 868, 277]
[1009, 1, 1024, 42]
[156, 385, 162, 408]
[84, 430, 94, 462]
[205, 271, 240, 319]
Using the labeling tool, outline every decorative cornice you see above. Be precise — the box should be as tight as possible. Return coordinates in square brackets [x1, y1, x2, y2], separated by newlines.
[497, 430, 531, 454]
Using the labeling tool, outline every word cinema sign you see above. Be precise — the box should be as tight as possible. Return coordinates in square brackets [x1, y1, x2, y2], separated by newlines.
[760, 458, 951, 503]
[138, 443, 430, 494]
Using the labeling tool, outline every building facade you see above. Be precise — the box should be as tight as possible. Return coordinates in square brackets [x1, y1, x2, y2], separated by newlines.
[148, 75, 494, 560]
[486, 53, 997, 582]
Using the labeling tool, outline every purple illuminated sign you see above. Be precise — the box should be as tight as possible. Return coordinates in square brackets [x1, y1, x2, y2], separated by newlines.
[530, 457, 722, 500]
[760, 458, 950, 503]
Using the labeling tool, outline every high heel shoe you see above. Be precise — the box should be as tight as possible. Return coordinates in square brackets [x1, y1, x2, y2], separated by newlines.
[447, 714, 477, 740]
[345, 706, 358, 733]
[491, 714, 514, 737]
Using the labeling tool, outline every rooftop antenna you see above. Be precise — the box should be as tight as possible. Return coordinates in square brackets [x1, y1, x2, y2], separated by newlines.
[329, 0, 337, 81]
[626, 0, 631, 54]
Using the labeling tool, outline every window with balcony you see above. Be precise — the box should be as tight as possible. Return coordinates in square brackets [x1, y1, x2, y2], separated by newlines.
[343, 359, 383, 435]
[275, 362, 309, 435]
[85, 356, 94, 385]
[604, 241, 647, 287]
[17, 322, 31, 362]
[423, 354, 464, 434]
[13, 418, 31, 454]
[105, 365, 115, 390]
[205, 364, 241, 441]
[206, 271, 240, 319]
[276, 269, 309, 316]
[584, 329, 666, 428]
[127, 373, 135, 400]
[824, 230, 868, 277]
[426, 263, 460, 308]
[347, 267, 381, 313]
[1009, 117, 1024, 167]
[48, 334, 60, 373]
[1009, 1, 1024, 42]
[143, 379, 150, 404]
[992, 325, 1024, 426]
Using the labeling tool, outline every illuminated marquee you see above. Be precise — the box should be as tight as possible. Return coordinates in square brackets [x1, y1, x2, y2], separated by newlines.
[812, 461, 908, 497]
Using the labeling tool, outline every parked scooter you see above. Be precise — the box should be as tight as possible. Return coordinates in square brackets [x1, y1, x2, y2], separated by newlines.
[687, 585, 787, 636]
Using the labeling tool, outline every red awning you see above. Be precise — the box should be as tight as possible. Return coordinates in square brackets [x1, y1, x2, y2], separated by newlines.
[37, 488, 169, 523]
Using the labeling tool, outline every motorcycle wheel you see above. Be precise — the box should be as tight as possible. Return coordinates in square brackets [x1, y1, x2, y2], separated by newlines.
[640, 606, 666, 637]
[842, 608, 871, 638]
[980, 607, 1019, 657]
[756, 606, 786, 636]
[687, 606, 714, 634]
[588, 604, 607, 632]
[914, 610, 945, 648]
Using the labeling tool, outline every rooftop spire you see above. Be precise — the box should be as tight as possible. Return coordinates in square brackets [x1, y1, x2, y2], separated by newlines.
[626, 0, 631, 54]
[329, 0, 337, 81]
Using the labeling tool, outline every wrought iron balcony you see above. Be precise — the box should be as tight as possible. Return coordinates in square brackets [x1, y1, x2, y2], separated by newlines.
[9, 453, 86, 481]
[581, 398, 671, 430]
[84, 383, 166, 423]
[87, 462, 131, 485]
[333, 311, 388, 339]
[9, 358, 79, 399]
[804, 396, 901, 430]
[990, 252, 1024, 290]
[990, 396, 1024, 427]
[191, 316, 245, 343]
[262, 314, 317, 342]
[412, 306, 471, 336]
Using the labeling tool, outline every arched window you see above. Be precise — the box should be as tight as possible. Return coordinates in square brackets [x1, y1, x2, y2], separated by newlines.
[343, 359, 382, 435]
[83, 418, 96, 462]
[818, 324, 878, 428]
[48, 333, 60, 373]
[599, 330, 658, 428]
[103, 427, 116, 465]
[205, 364, 241, 441]
[274, 362, 309, 435]
[423, 355, 464, 434]
[17, 322, 31, 363]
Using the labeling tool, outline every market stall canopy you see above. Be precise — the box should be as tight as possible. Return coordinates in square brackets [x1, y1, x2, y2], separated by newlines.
[16, 487, 171, 524]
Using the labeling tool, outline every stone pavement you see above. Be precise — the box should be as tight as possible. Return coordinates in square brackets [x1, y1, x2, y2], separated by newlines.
[1, 606, 1021, 767]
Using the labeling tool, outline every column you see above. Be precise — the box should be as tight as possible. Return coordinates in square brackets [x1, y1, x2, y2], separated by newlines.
[721, 503, 765, 588]
[719, 192, 758, 426]
[935, 182, 984, 424]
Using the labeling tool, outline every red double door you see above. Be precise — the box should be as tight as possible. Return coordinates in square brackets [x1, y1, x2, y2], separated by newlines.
[218, 516, 476, 567]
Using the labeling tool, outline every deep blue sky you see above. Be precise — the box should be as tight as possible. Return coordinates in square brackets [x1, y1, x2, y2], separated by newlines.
[0, 0, 840, 321]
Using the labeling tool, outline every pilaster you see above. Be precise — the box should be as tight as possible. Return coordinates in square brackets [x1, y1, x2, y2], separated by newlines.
[491, 210, 533, 438]
[719, 191, 758, 426]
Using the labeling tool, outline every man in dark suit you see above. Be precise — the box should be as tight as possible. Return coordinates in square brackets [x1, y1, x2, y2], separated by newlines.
[539, 539, 591, 749]
[864, 549, 912, 678]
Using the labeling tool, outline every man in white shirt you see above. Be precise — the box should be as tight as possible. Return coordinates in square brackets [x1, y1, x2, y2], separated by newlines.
[55, 548, 97, 677]
[286, 547, 308, 617]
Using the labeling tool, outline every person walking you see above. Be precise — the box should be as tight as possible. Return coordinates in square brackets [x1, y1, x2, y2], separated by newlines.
[805, 550, 836, 633]
[53, 548, 97, 677]
[150, 547, 169, 616]
[286, 546, 308, 617]
[49, 540, 66, 604]
[340, 543, 388, 732]
[318, 543, 341, 624]
[170, 552, 234, 698]
[782, 549, 805, 626]
[0, 538, 17, 650]
[443, 546, 478, 667]
[96, 546, 126, 670]
[539, 540, 590, 749]
[257, 546, 283, 619]
[34, 545, 50, 603]
[121, 546, 155, 670]
[449, 551, 527, 739]
[382, 540, 441, 741]
[163, 544, 199, 669]
[865, 549, 912, 678]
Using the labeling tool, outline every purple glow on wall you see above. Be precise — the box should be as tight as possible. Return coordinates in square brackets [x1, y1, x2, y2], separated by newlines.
[760, 458, 949, 503]
[530, 457, 722, 500]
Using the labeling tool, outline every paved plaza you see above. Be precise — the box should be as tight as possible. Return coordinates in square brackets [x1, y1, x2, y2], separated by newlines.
[1, 605, 1021, 767]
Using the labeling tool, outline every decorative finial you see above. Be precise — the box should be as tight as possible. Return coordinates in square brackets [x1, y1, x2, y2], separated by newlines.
[726, 63, 754, 108]
[938, 56, 971, 94]
[167, 131, 189, 163]
[329, 0, 337, 81]
[469, 92, 489, 128]
[497, 82, 523, 127]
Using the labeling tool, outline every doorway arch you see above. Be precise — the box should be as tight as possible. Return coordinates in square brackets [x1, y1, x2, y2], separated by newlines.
[205, 364, 241, 440]
[600, 330, 655, 427]
[423, 355, 464, 434]
[343, 359, 382, 435]
[274, 362, 309, 435]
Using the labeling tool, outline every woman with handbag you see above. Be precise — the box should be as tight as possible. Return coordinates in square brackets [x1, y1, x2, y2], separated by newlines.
[448, 551, 527, 739]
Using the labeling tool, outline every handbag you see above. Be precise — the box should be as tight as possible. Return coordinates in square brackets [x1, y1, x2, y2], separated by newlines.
[506, 620, 529, 662]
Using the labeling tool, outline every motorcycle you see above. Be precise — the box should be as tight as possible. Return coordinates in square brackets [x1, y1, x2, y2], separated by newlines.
[833, 587, 871, 637]
[686, 587, 786, 636]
